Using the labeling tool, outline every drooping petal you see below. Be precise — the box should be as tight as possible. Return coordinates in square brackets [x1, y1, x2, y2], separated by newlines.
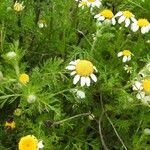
[97, 16, 105, 21]
[131, 17, 137, 23]
[93, 66, 98, 72]
[131, 23, 139, 32]
[73, 75, 80, 84]
[125, 18, 130, 27]
[85, 77, 91, 86]
[80, 77, 86, 86]
[112, 18, 116, 25]
[118, 16, 126, 24]
[127, 56, 131, 61]
[141, 26, 149, 34]
[69, 61, 77, 65]
[136, 92, 145, 99]
[123, 56, 128, 62]
[90, 74, 97, 82]
[132, 81, 143, 91]
[94, 14, 101, 19]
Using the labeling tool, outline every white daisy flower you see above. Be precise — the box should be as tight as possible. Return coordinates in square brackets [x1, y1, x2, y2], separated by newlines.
[14, 1, 25, 12]
[37, 19, 47, 28]
[86, 0, 102, 8]
[117, 50, 133, 62]
[94, 9, 116, 25]
[132, 79, 150, 101]
[131, 18, 150, 34]
[66, 59, 97, 87]
[115, 11, 136, 27]
[124, 65, 133, 74]
[37, 140, 44, 150]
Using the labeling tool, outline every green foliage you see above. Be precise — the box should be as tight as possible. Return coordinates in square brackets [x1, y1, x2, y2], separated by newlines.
[0, 0, 150, 149]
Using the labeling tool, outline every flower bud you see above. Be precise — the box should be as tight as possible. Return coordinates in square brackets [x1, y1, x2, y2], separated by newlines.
[27, 94, 36, 103]
[6, 51, 17, 59]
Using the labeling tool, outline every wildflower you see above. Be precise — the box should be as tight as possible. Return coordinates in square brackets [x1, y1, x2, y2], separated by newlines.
[18, 135, 38, 150]
[132, 79, 150, 101]
[117, 50, 133, 62]
[115, 11, 136, 27]
[124, 65, 133, 74]
[131, 18, 150, 34]
[72, 89, 86, 99]
[5, 120, 16, 129]
[13, 1, 25, 12]
[94, 9, 116, 25]
[19, 73, 29, 84]
[6, 51, 17, 60]
[27, 94, 36, 103]
[66, 59, 97, 86]
[37, 19, 47, 28]
[86, 0, 102, 8]
[14, 108, 22, 116]
[78, 0, 87, 9]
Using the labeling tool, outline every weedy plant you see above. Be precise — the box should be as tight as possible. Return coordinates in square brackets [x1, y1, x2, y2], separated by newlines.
[0, 0, 150, 149]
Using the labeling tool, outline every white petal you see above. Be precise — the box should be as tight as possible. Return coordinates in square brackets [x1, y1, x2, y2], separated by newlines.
[66, 65, 75, 70]
[131, 23, 139, 32]
[85, 77, 91, 86]
[112, 18, 116, 25]
[38, 140, 44, 149]
[143, 96, 150, 102]
[94, 14, 100, 19]
[90, 74, 97, 82]
[127, 56, 131, 61]
[117, 52, 123, 57]
[125, 18, 130, 27]
[123, 56, 128, 62]
[70, 71, 76, 76]
[118, 16, 126, 24]
[136, 92, 145, 99]
[132, 81, 142, 91]
[69, 61, 77, 65]
[93, 66, 98, 72]
[97, 16, 105, 21]
[80, 77, 86, 86]
[141, 26, 149, 34]
[73, 75, 80, 84]
[115, 11, 123, 17]
[131, 17, 137, 23]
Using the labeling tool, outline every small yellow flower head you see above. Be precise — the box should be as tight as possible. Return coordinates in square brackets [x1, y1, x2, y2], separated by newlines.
[18, 135, 38, 150]
[19, 73, 29, 84]
[14, 108, 22, 116]
[66, 59, 97, 86]
[5, 121, 16, 129]
[14, 1, 25, 12]
[117, 50, 132, 62]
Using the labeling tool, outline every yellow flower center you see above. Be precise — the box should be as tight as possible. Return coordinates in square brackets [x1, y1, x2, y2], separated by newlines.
[18, 135, 38, 150]
[143, 80, 150, 93]
[122, 50, 131, 56]
[19, 73, 29, 84]
[87, 0, 96, 2]
[101, 9, 114, 18]
[5, 121, 16, 129]
[76, 60, 94, 77]
[137, 19, 149, 27]
[14, 2, 24, 12]
[123, 11, 133, 18]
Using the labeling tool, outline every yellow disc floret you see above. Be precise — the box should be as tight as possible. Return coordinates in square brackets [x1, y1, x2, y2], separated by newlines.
[122, 50, 132, 56]
[88, 0, 96, 2]
[81, 1, 87, 5]
[143, 79, 150, 93]
[137, 19, 149, 27]
[123, 11, 133, 18]
[19, 73, 29, 84]
[101, 9, 114, 18]
[5, 121, 16, 129]
[18, 135, 38, 150]
[76, 60, 94, 77]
